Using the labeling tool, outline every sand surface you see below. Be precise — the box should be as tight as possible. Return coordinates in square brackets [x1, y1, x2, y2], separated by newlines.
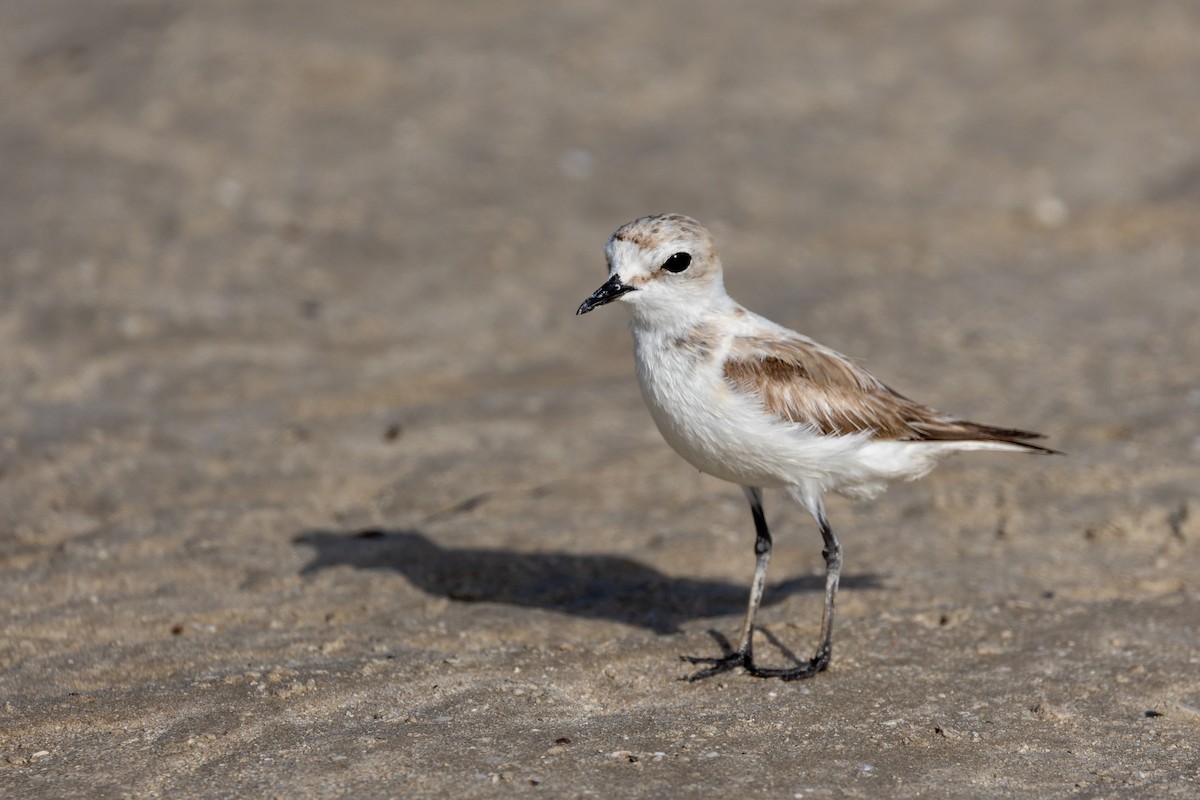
[2, 2, 1199, 797]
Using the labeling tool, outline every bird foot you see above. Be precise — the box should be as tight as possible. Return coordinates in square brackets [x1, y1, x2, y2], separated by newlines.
[680, 651, 747, 681]
[681, 646, 830, 683]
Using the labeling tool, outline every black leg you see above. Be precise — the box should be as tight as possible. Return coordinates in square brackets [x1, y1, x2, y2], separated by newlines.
[682, 486, 771, 680]
[790, 505, 840, 678]
[683, 488, 841, 682]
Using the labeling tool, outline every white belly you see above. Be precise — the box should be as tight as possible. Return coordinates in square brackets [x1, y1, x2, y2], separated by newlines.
[631, 332, 948, 497]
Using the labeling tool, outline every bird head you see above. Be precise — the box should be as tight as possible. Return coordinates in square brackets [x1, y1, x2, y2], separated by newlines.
[577, 214, 727, 329]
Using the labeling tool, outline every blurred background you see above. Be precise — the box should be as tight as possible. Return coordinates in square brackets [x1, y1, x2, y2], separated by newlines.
[2, 1, 1198, 795]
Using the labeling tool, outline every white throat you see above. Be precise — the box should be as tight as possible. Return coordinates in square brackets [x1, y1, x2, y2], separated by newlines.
[623, 279, 734, 338]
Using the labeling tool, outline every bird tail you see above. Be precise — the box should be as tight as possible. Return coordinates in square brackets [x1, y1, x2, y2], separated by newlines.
[957, 422, 1062, 455]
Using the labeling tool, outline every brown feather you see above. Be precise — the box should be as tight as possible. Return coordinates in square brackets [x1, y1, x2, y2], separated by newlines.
[722, 334, 1055, 451]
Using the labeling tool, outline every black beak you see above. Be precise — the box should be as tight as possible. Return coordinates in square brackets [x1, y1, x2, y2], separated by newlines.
[576, 274, 635, 315]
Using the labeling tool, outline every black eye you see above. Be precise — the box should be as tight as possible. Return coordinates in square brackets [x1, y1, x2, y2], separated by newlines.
[661, 252, 692, 273]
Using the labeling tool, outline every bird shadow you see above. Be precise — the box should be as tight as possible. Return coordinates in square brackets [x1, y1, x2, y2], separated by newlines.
[293, 528, 884, 634]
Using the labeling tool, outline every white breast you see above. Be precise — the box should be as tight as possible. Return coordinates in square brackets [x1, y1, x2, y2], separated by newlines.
[630, 327, 954, 498]
[631, 330, 852, 488]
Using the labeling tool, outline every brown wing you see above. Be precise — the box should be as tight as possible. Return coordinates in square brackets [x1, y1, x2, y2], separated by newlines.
[723, 334, 1054, 449]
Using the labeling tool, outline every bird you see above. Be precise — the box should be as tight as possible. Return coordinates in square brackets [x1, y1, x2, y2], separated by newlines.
[576, 213, 1057, 682]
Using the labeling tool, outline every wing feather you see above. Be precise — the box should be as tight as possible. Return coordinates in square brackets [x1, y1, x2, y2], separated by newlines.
[722, 334, 1054, 451]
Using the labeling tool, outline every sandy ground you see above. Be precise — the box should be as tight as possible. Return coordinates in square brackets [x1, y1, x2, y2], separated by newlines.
[2, 1, 1199, 797]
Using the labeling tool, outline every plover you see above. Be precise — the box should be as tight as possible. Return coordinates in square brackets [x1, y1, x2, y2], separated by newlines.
[576, 213, 1056, 681]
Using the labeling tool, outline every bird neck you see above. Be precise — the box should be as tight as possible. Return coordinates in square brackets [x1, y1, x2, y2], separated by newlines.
[627, 286, 735, 340]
